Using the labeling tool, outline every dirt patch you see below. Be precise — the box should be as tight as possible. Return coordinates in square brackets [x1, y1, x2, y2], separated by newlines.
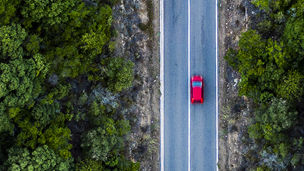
[218, 0, 259, 170]
[112, 0, 160, 170]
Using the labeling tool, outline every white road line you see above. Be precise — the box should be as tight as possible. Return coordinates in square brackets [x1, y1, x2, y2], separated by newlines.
[187, 0, 191, 170]
[160, 0, 164, 169]
[215, 0, 219, 170]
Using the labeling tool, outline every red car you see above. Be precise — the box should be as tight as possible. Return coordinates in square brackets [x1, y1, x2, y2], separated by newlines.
[191, 75, 204, 104]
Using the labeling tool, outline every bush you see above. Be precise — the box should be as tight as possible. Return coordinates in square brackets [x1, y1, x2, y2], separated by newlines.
[100, 57, 134, 92]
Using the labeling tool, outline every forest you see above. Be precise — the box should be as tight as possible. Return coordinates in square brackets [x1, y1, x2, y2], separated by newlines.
[0, 0, 139, 170]
[225, 0, 304, 170]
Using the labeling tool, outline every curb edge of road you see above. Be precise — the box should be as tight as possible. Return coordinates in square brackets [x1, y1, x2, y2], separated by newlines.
[187, 0, 191, 170]
[215, 0, 219, 170]
[160, 0, 165, 169]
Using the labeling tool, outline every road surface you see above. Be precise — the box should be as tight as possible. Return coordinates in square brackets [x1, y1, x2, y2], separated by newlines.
[162, 0, 217, 170]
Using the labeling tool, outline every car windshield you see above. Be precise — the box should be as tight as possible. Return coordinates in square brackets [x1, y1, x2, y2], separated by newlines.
[193, 81, 202, 87]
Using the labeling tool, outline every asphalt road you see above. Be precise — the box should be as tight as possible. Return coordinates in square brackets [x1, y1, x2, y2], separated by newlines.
[163, 0, 217, 170]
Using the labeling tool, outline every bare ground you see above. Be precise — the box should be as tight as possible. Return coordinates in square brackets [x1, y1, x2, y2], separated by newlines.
[113, 0, 160, 170]
[218, 0, 259, 170]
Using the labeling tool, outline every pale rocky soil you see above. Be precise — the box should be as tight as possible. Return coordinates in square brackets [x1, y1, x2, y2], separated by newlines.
[113, 0, 160, 170]
[218, 0, 259, 170]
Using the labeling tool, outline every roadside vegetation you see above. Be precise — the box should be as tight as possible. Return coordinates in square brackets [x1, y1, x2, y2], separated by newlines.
[0, 0, 139, 170]
[225, 0, 304, 170]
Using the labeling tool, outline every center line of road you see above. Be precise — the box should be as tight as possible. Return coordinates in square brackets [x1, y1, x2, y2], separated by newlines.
[187, 0, 191, 170]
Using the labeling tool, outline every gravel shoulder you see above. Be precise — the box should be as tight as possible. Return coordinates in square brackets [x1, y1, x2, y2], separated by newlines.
[218, 0, 258, 170]
[112, 0, 160, 170]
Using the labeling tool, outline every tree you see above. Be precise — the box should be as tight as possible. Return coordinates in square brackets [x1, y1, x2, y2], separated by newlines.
[4, 145, 72, 171]
[251, 0, 292, 14]
[0, 111, 14, 134]
[42, 4, 113, 79]
[76, 159, 103, 171]
[80, 5, 112, 56]
[100, 57, 134, 92]
[249, 98, 297, 143]
[0, 58, 44, 108]
[0, 24, 27, 59]
[283, 17, 304, 67]
[21, 0, 78, 28]
[31, 102, 60, 126]
[224, 30, 292, 102]
[0, 0, 20, 25]
[81, 124, 121, 162]
[277, 70, 304, 100]
[0, 24, 48, 135]
[15, 112, 73, 159]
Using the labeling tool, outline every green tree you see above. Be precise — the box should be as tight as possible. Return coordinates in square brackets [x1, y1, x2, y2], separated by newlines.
[251, 0, 292, 14]
[100, 57, 134, 92]
[0, 24, 27, 59]
[76, 159, 103, 171]
[15, 112, 73, 159]
[225, 30, 290, 102]
[0, 58, 44, 108]
[283, 17, 304, 66]
[0, 0, 20, 25]
[249, 98, 297, 143]
[31, 102, 60, 126]
[21, 0, 78, 28]
[43, 3, 113, 79]
[81, 124, 121, 162]
[277, 70, 304, 100]
[4, 145, 72, 171]
[0, 111, 14, 134]
[25, 34, 42, 55]
[81, 5, 112, 56]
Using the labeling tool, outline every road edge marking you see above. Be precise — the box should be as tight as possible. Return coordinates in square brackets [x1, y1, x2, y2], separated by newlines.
[187, 0, 191, 170]
[160, 0, 164, 169]
[215, 0, 219, 170]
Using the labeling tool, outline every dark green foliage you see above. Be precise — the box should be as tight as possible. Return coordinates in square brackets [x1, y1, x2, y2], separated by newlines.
[0, 24, 48, 135]
[277, 70, 304, 100]
[80, 100, 135, 169]
[21, 0, 78, 28]
[225, 0, 304, 169]
[116, 156, 141, 171]
[44, 3, 113, 78]
[80, 5, 112, 56]
[247, 98, 300, 169]
[0, 24, 26, 59]
[0, 0, 138, 169]
[248, 98, 297, 143]
[0, 56, 48, 108]
[0, 0, 19, 25]
[81, 123, 123, 162]
[31, 102, 60, 126]
[4, 145, 72, 171]
[225, 30, 290, 102]
[0, 113, 14, 134]
[15, 110, 73, 159]
[25, 34, 42, 55]
[251, 0, 292, 17]
[41, 83, 71, 104]
[283, 16, 304, 65]
[76, 159, 103, 171]
[100, 57, 134, 92]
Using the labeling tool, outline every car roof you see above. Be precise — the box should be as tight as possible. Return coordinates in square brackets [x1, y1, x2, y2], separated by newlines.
[193, 86, 202, 100]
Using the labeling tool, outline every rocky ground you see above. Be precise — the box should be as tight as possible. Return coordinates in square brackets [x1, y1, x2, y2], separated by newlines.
[218, 0, 259, 170]
[112, 0, 160, 170]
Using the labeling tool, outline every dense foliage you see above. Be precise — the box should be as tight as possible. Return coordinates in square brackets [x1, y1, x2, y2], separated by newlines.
[0, 0, 138, 170]
[225, 0, 304, 170]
